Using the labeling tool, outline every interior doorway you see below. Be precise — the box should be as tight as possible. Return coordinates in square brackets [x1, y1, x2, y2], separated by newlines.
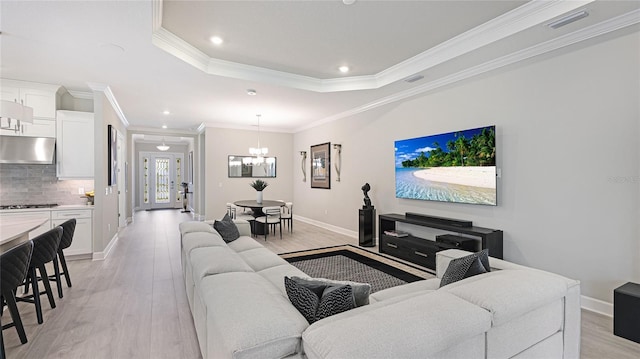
[139, 151, 185, 210]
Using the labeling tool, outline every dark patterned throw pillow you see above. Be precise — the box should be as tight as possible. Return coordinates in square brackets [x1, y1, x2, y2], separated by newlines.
[439, 249, 491, 287]
[290, 276, 370, 307]
[284, 276, 355, 324]
[213, 213, 240, 243]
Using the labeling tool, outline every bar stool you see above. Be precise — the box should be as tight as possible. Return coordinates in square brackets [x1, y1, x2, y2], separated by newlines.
[17, 227, 62, 324]
[48, 218, 76, 298]
[1, 240, 34, 359]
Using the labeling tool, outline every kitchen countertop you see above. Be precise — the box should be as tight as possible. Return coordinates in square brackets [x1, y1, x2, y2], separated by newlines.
[0, 217, 48, 252]
[0, 205, 95, 213]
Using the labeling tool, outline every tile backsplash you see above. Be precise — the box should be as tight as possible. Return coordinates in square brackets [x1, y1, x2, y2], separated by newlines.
[0, 164, 94, 205]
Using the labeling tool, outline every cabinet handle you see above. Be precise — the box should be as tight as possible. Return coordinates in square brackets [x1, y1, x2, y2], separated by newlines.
[414, 251, 429, 258]
[387, 243, 398, 249]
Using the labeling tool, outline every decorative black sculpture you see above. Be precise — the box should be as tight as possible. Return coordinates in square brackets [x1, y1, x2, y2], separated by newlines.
[362, 183, 373, 209]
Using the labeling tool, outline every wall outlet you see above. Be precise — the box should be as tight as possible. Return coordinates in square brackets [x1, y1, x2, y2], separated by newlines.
[105, 188, 109, 195]
[78, 187, 85, 194]
[108, 223, 111, 232]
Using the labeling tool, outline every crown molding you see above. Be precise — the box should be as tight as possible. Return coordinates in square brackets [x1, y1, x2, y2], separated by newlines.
[66, 90, 93, 100]
[295, 9, 640, 133]
[87, 82, 130, 128]
[200, 121, 295, 134]
[152, 0, 593, 93]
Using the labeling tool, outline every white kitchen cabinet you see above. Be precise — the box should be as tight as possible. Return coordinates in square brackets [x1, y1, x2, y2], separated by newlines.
[51, 209, 93, 256]
[1, 79, 60, 137]
[0, 211, 51, 239]
[1, 79, 60, 119]
[56, 110, 94, 179]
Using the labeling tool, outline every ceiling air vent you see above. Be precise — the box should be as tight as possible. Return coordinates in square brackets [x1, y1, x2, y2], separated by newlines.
[404, 75, 424, 83]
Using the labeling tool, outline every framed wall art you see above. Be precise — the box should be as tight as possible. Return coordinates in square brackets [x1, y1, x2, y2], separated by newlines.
[108, 124, 118, 186]
[311, 142, 331, 189]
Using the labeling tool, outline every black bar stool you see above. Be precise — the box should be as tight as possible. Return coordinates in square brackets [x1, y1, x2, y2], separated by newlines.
[1, 240, 34, 359]
[48, 218, 76, 298]
[17, 227, 62, 324]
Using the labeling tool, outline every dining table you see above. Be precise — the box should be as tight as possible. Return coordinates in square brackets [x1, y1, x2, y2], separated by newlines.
[233, 200, 285, 235]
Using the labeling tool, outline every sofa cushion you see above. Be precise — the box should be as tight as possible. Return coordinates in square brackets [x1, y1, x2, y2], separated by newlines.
[182, 231, 226, 254]
[179, 221, 216, 237]
[213, 214, 241, 243]
[190, 246, 253, 283]
[440, 249, 489, 287]
[258, 264, 309, 294]
[290, 276, 371, 307]
[227, 236, 264, 253]
[238, 247, 290, 272]
[285, 277, 355, 324]
[302, 291, 491, 359]
[440, 269, 569, 326]
[370, 278, 440, 302]
[200, 272, 309, 359]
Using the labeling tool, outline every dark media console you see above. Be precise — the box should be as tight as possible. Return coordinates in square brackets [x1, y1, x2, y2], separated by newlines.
[379, 213, 503, 271]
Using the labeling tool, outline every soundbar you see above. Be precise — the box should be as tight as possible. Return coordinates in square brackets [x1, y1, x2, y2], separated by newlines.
[405, 212, 472, 228]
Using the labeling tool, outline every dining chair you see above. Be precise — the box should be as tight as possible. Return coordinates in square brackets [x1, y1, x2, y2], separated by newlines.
[48, 218, 76, 298]
[225, 203, 237, 219]
[17, 226, 62, 324]
[254, 206, 282, 241]
[0, 240, 34, 359]
[281, 202, 293, 233]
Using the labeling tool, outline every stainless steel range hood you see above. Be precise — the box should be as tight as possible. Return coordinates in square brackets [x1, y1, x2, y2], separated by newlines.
[0, 136, 56, 164]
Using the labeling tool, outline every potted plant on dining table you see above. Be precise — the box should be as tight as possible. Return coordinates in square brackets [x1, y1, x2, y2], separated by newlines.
[250, 179, 268, 204]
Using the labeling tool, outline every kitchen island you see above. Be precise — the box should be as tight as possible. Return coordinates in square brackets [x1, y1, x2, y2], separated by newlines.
[0, 217, 48, 253]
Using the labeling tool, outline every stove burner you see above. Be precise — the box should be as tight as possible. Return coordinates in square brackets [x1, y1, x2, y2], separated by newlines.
[0, 204, 59, 210]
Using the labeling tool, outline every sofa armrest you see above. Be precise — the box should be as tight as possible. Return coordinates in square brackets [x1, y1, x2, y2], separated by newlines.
[234, 219, 252, 237]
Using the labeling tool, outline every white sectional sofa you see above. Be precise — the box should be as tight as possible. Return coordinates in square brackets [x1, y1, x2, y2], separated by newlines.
[179, 221, 581, 359]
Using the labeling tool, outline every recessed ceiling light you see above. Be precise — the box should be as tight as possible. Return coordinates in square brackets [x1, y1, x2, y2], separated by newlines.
[163, 110, 170, 115]
[162, 125, 167, 129]
[247, 89, 257, 96]
[210, 36, 224, 45]
[343, 0, 356, 5]
[339, 66, 350, 73]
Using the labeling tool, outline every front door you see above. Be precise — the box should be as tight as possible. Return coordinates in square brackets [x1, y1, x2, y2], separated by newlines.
[139, 152, 184, 210]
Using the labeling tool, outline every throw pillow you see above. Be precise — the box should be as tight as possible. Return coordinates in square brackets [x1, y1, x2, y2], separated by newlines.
[284, 276, 355, 324]
[439, 249, 490, 287]
[213, 213, 240, 243]
[290, 276, 371, 307]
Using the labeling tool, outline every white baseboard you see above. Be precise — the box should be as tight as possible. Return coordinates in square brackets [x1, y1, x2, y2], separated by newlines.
[294, 215, 358, 239]
[581, 295, 613, 317]
[92, 233, 119, 261]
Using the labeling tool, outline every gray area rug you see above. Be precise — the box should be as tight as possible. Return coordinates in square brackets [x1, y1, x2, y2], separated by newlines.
[286, 250, 424, 293]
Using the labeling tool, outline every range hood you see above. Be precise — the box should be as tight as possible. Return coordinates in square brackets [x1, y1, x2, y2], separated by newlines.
[0, 136, 56, 164]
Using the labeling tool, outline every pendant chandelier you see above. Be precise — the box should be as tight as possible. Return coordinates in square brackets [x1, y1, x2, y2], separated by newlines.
[0, 100, 34, 133]
[157, 137, 170, 151]
[249, 114, 268, 163]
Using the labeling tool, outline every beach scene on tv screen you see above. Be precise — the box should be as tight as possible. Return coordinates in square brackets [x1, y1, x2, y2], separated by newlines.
[395, 126, 497, 206]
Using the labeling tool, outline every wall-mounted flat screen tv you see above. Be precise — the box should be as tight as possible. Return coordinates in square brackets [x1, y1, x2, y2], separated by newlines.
[395, 125, 496, 206]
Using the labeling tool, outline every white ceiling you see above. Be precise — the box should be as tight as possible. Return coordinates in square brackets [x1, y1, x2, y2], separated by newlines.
[1, 1, 638, 134]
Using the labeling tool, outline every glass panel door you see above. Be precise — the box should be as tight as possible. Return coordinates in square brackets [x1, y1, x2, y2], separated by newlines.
[139, 152, 184, 210]
[155, 157, 171, 205]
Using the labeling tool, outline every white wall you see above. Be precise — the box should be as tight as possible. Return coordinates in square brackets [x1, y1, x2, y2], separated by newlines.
[93, 92, 126, 253]
[294, 30, 640, 303]
[204, 127, 293, 220]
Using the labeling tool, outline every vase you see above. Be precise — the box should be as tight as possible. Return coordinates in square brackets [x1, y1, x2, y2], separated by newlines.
[256, 191, 263, 204]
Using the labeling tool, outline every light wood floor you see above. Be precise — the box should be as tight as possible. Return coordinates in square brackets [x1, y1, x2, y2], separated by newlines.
[2, 209, 639, 358]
